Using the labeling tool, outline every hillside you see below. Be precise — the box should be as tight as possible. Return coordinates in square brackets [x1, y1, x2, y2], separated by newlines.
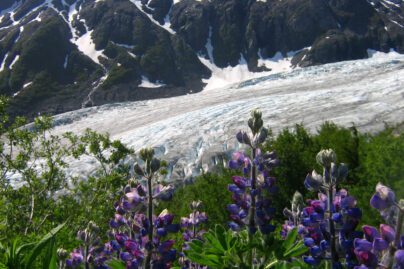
[0, 0, 404, 117]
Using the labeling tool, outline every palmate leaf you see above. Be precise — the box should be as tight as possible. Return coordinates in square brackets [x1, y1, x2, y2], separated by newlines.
[185, 225, 241, 268]
[24, 223, 65, 269]
[283, 241, 308, 259]
[282, 228, 298, 251]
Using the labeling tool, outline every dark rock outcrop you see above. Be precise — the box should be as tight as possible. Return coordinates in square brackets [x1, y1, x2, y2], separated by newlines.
[0, 0, 404, 118]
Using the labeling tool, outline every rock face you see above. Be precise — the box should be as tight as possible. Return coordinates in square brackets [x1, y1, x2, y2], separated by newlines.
[1, 0, 404, 118]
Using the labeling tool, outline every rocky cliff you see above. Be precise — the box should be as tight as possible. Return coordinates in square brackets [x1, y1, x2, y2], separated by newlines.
[1, 0, 403, 118]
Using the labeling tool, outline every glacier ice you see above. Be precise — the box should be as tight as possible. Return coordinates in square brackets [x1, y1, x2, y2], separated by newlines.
[29, 51, 404, 182]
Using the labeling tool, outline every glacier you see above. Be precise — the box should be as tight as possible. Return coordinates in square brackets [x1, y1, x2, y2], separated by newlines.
[42, 51, 404, 182]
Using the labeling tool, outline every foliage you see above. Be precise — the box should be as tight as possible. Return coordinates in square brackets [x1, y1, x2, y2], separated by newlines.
[158, 169, 234, 227]
[185, 225, 309, 269]
[0, 99, 403, 268]
[0, 223, 65, 269]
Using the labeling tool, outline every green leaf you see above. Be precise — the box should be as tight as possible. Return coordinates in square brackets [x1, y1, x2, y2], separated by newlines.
[283, 242, 308, 259]
[106, 259, 126, 269]
[282, 228, 298, 251]
[42, 237, 57, 269]
[24, 223, 65, 269]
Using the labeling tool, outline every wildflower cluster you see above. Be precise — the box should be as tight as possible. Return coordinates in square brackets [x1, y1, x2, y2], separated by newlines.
[227, 109, 279, 235]
[67, 148, 179, 269]
[179, 201, 208, 269]
[353, 183, 404, 269]
[283, 148, 404, 269]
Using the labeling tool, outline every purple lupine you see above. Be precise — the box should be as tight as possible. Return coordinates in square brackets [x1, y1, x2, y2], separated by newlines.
[299, 189, 364, 268]
[179, 201, 208, 269]
[302, 149, 350, 268]
[68, 149, 179, 269]
[227, 109, 279, 268]
[353, 184, 404, 269]
[66, 249, 84, 269]
[66, 221, 104, 269]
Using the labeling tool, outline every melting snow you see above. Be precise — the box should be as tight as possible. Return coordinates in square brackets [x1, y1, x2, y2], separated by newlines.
[139, 76, 166, 88]
[73, 25, 104, 64]
[198, 27, 303, 91]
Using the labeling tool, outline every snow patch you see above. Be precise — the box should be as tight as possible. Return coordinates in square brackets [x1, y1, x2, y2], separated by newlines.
[382, 0, 401, 8]
[127, 51, 137, 59]
[367, 48, 400, 58]
[129, 0, 176, 34]
[23, 82, 32, 88]
[0, 53, 9, 72]
[74, 26, 104, 64]
[198, 27, 303, 92]
[257, 50, 297, 73]
[139, 76, 165, 88]
[14, 26, 24, 43]
[65, 2, 104, 66]
[9, 55, 19, 69]
[0, 1, 20, 23]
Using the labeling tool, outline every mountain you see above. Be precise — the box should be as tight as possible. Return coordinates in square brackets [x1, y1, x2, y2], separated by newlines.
[1, 0, 404, 118]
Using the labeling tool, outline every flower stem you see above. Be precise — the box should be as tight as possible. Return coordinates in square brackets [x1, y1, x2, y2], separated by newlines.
[326, 175, 339, 264]
[248, 147, 257, 267]
[145, 175, 154, 269]
[394, 207, 403, 248]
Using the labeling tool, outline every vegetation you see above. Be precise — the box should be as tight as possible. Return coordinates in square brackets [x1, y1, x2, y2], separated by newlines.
[0, 97, 403, 268]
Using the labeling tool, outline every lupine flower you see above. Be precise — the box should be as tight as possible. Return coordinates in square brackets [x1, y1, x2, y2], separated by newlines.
[66, 249, 84, 268]
[370, 183, 396, 211]
[227, 150, 278, 234]
[395, 250, 404, 269]
[69, 152, 179, 269]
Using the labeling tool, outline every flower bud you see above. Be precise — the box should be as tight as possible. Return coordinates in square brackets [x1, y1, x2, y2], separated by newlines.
[376, 183, 396, 203]
[134, 163, 144, 176]
[124, 185, 132, 194]
[150, 158, 161, 173]
[283, 208, 293, 219]
[139, 148, 154, 162]
[338, 163, 348, 179]
[380, 224, 396, 243]
[77, 230, 86, 242]
[248, 109, 263, 135]
[316, 149, 336, 168]
[291, 191, 304, 213]
[236, 131, 252, 146]
[304, 171, 323, 191]
[256, 127, 268, 145]
[57, 248, 68, 260]
[190, 200, 202, 210]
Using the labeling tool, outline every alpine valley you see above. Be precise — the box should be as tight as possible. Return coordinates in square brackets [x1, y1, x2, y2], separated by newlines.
[1, 0, 404, 119]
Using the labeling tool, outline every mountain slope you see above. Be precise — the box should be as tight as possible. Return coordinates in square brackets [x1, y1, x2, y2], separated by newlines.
[1, 0, 404, 118]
